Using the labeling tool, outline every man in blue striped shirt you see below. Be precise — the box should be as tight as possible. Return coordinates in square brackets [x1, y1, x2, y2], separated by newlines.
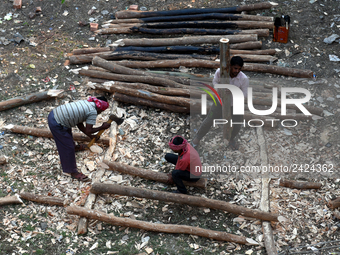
[48, 96, 111, 182]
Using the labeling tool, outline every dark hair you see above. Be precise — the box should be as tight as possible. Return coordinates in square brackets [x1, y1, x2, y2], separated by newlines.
[230, 56, 244, 67]
[97, 96, 108, 102]
[173, 136, 184, 145]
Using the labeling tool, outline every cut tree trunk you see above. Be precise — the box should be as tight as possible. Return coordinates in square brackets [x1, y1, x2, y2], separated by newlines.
[0, 156, 8, 165]
[131, 20, 274, 29]
[114, 93, 190, 113]
[115, 2, 276, 19]
[279, 179, 322, 189]
[66, 205, 257, 244]
[3, 124, 110, 145]
[20, 192, 67, 206]
[90, 183, 280, 222]
[328, 198, 340, 209]
[0, 194, 23, 206]
[0, 90, 64, 112]
[106, 13, 273, 24]
[103, 160, 207, 189]
[113, 34, 258, 47]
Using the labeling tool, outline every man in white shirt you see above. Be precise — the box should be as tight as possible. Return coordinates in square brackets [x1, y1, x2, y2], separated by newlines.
[192, 56, 249, 150]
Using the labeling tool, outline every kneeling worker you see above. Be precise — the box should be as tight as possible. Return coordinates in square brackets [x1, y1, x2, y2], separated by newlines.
[165, 135, 202, 194]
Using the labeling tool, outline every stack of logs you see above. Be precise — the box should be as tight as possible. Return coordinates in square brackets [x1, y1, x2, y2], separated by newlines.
[80, 56, 323, 124]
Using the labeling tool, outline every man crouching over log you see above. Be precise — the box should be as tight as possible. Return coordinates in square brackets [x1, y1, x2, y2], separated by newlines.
[48, 96, 111, 182]
[165, 135, 202, 194]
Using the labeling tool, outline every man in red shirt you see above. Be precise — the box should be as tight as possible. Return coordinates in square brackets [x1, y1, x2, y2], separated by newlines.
[165, 135, 202, 194]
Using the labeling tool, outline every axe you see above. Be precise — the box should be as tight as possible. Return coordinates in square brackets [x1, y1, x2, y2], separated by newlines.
[87, 114, 124, 148]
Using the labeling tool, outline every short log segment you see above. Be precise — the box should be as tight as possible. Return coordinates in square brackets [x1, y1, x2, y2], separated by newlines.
[328, 198, 340, 209]
[103, 160, 207, 189]
[0, 194, 23, 206]
[19, 192, 67, 206]
[279, 179, 322, 189]
[90, 183, 280, 222]
[113, 34, 258, 47]
[115, 2, 276, 19]
[3, 124, 110, 145]
[0, 90, 64, 112]
[66, 205, 257, 245]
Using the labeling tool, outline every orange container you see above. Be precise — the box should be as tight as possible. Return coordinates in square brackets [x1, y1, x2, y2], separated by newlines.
[273, 16, 290, 44]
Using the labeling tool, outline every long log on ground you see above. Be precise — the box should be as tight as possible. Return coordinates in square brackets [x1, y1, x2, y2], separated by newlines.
[0, 156, 8, 165]
[279, 179, 322, 189]
[0, 90, 64, 112]
[328, 198, 340, 209]
[113, 34, 258, 47]
[19, 192, 67, 206]
[95, 27, 133, 35]
[0, 194, 23, 206]
[3, 124, 110, 145]
[67, 205, 257, 244]
[131, 20, 274, 30]
[257, 127, 278, 255]
[115, 2, 277, 19]
[90, 183, 280, 222]
[72, 47, 110, 55]
[106, 13, 273, 24]
[114, 93, 189, 113]
[103, 160, 207, 189]
[111, 59, 313, 78]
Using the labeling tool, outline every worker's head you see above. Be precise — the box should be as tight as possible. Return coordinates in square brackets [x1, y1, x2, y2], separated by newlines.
[230, 56, 244, 78]
[88, 96, 109, 114]
[168, 135, 187, 153]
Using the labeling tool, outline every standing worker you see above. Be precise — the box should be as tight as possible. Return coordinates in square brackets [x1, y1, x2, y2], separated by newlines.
[48, 96, 118, 182]
[192, 56, 249, 150]
[165, 135, 202, 194]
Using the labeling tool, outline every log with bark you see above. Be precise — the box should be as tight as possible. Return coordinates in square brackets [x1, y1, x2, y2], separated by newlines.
[0, 89, 64, 112]
[90, 183, 281, 222]
[103, 160, 207, 189]
[108, 59, 313, 78]
[112, 34, 258, 47]
[20, 192, 68, 206]
[328, 198, 340, 209]
[0, 156, 8, 165]
[115, 2, 277, 19]
[106, 13, 273, 24]
[3, 124, 110, 145]
[66, 205, 258, 244]
[0, 194, 23, 206]
[128, 20, 274, 30]
[72, 47, 110, 55]
[279, 179, 322, 189]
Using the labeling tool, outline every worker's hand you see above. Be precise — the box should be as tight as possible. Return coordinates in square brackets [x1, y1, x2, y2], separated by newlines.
[101, 122, 111, 130]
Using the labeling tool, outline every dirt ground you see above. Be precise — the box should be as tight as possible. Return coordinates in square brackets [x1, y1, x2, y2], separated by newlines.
[1, 0, 340, 255]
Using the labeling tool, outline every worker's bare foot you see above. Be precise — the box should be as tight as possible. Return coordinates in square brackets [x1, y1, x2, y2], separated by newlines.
[228, 140, 239, 151]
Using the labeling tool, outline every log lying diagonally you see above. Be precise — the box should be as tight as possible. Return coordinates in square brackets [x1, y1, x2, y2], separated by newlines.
[90, 183, 281, 222]
[66, 205, 258, 245]
[20, 192, 67, 206]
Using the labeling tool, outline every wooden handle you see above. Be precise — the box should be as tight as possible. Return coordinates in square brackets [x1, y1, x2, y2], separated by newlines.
[87, 119, 113, 148]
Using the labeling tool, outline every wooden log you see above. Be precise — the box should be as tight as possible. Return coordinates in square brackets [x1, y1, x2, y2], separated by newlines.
[19, 192, 67, 206]
[113, 59, 313, 78]
[132, 20, 274, 30]
[0, 156, 8, 165]
[3, 124, 110, 145]
[230, 41, 262, 50]
[115, 2, 277, 19]
[72, 47, 110, 55]
[114, 93, 190, 113]
[113, 34, 258, 47]
[279, 179, 322, 189]
[103, 160, 207, 189]
[0, 90, 64, 112]
[108, 51, 215, 60]
[96, 27, 133, 35]
[90, 183, 280, 222]
[0, 194, 23, 206]
[328, 198, 340, 209]
[67, 205, 257, 244]
[132, 27, 270, 37]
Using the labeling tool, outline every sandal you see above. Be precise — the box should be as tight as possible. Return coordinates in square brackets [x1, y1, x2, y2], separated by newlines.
[71, 172, 90, 182]
[75, 144, 87, 152]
